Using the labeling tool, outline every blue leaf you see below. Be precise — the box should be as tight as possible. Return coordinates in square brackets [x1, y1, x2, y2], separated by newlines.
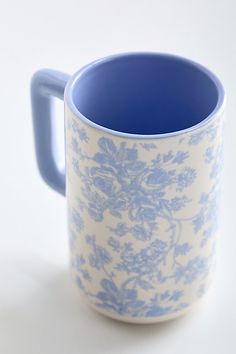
[125, 148, 138, 161]
[146, 306, 172, 317]
[173, 151, 189, 164]
[163, 151, 173, 162]
[146, 168, 169, 185]
[192, 213, 205, 233]
[123, 288, 137, 300]
[125, 161, 146, 171]
[94, 152, 112, 164]
[110, 209, 122, 218]
[88, 207, 103, 222]
[137, 279, 153, 290]
[98, 137, 116, 155]
[96, 291, 111, 302]
[175, 243, 192, 256]
[93, 176, 113, 196]
[100, 279, 118, 293]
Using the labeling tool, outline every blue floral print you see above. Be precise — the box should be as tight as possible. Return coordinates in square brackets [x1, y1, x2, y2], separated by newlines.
[67, 116, 224, 319]
[96, 278, 186, 317]
[69, 208, 84, 232]
[86, 234, 112, 271]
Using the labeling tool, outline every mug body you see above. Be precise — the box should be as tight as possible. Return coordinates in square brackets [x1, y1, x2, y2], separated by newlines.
[64, 53, 225, 323]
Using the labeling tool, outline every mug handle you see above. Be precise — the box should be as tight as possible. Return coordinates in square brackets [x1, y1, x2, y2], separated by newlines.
[31, 69, 70, 196]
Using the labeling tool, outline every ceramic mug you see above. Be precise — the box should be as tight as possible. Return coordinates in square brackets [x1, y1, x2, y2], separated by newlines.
[31, 53, 225, 323]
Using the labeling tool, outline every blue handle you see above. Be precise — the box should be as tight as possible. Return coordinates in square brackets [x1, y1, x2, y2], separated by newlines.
[31, 69, 70, 196]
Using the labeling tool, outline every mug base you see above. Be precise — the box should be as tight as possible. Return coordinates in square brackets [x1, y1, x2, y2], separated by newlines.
[71, 280, 206, 324]
[87, 302, 193, 324]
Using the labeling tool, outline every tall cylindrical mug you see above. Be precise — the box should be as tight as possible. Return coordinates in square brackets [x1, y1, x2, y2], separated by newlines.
[31, 53, 225, 323]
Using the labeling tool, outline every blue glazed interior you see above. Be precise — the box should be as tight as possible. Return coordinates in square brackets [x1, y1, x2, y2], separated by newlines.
[71, 54, 222, 135]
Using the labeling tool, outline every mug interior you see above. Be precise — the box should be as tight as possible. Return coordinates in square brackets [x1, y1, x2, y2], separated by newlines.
[70, 54, 222, 135]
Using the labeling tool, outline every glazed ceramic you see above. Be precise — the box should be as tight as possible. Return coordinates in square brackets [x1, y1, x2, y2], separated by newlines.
[31, 53, 225, 323]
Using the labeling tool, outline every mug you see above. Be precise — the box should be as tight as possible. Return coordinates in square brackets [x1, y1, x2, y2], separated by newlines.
[31, 53, 225, 323]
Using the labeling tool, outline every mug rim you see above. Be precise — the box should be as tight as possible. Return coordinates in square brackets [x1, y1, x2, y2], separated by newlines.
[64, 52, 226, 139]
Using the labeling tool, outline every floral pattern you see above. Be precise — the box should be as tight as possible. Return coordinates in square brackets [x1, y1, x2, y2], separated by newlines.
[66, 107, 224, 322]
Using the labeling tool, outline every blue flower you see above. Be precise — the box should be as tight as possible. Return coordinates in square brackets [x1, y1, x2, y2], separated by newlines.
[145, 239, 167, 259]
[108, 223, 129, 237]
[175, 243, 192, 256]
[76, 255, 91, 281]
[193, 213, 205, 233]
[174, 256, 209, 284]
[89, 249, 112, 270]
[87, 206, 103, 222]
[144, 290, 184, 317]
[137, 207, 157, 221]
[131, 224, 152, 241]
[86, 235, 112, 270]
[122, 242, 133, 253]
[169, 196, 188, 211]
[72, 119, 89, 142]
[146, 168, 171, 186]
[107, 237, 120, 252]
[84, 191, 106, 222]
[177, 167, 196, 190]
[96, 279, 145, 315]
[116, 239, 167, 276]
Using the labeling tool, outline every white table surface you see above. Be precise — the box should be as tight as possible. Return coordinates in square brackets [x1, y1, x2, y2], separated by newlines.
[0, 1, 235, 353]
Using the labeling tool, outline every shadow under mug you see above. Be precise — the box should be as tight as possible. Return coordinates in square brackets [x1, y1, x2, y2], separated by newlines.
[31, 52, 225, 323]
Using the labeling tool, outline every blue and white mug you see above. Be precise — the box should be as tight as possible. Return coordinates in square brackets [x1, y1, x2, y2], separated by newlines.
[31, 53, 225, 323]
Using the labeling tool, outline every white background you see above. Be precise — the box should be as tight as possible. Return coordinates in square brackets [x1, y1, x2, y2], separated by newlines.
[0, 1, 235, 353]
